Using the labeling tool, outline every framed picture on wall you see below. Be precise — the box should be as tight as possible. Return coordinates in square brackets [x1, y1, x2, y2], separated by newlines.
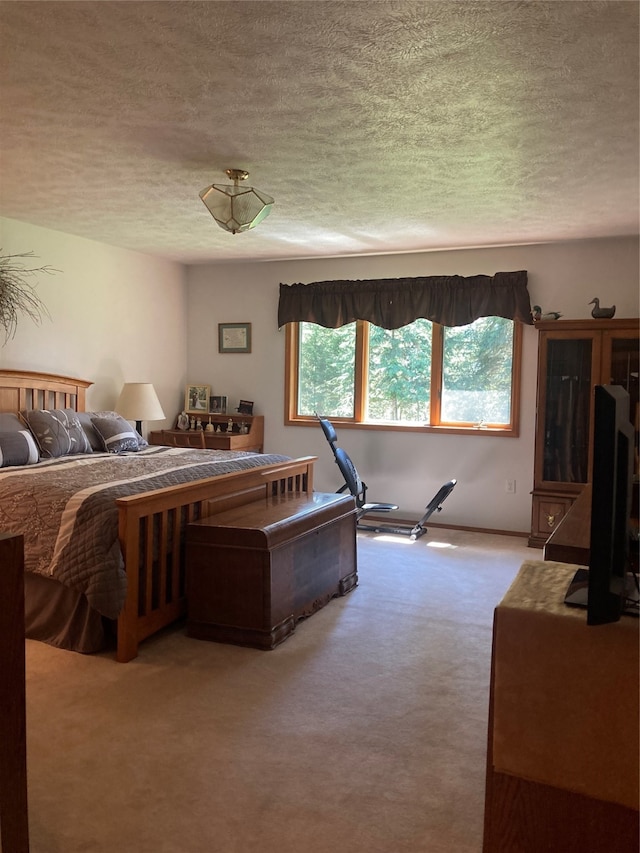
[209, 395, 227, 414]
[185, 384, 210, 414]
[219, 322, 251, 353]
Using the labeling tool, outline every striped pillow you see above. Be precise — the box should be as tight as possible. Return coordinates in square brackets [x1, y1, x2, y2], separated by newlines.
[91, 415, 140, 453]
[0, 430, 40, 467]
[77, 411, 147, 451]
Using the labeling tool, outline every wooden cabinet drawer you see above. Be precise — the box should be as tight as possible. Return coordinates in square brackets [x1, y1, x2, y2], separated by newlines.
[529, 494, 575, 548]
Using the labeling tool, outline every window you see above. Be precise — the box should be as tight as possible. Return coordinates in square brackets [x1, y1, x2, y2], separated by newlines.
[286, 317, 522, 435]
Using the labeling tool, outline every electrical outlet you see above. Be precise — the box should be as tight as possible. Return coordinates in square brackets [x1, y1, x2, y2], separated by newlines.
[505, 479, 516, 494]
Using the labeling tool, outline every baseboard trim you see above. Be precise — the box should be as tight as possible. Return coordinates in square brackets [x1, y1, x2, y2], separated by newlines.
[360, 514, 532, 540]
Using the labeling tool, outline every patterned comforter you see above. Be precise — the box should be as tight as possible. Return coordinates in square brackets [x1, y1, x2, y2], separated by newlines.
[0, 446, 290, 618]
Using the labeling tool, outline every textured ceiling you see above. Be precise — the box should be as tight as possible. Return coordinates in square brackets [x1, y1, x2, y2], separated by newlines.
[0, 1, 638, 264]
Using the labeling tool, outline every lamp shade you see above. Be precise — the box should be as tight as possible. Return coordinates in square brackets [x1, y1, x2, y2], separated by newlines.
[200, 169, 274, 234]
[116, 383, 165, 426]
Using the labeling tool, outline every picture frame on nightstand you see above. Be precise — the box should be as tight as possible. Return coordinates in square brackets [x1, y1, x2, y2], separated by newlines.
[185, 384, 210, 414]
[237, 400, 254, 415]
[209, 395, 227, 414]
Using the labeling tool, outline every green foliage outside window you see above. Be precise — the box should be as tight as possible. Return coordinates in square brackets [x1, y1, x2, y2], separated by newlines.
[441, 317, 513, 424]
[367, 320, 432, 422]
[298, 322, 355, 417]
[295, 316, 516, 430]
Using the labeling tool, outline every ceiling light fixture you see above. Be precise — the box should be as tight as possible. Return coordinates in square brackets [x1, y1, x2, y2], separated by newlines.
[199, 169, 274, 235]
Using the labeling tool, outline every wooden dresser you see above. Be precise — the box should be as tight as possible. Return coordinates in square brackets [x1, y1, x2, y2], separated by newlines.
[483, 560, 639, 853]
[150, 414, 264, 453]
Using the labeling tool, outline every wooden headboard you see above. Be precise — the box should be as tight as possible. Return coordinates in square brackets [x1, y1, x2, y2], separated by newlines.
[0, 370, 92, 414]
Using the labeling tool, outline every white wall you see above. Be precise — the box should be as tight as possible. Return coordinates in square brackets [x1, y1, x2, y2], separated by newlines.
[2, 218, 636, 534]
[0, 217, 187, 430]
[187, 236, 639, 534]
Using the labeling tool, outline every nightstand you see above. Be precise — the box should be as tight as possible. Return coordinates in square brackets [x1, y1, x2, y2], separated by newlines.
[149, 414, 264, 453]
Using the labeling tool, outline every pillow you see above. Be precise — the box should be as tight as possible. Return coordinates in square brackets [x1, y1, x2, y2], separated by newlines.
[0, 430, 40, 467]
[77, 410, 119, 451]
[0, 413, 24, 433]
[91, 415, 140, 453]
[78, 411, 148, 451]
[21, 408, 92, 458]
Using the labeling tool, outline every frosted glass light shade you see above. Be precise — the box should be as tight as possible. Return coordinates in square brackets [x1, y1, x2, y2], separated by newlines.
[116, 383, 165, 423]
[199, 169, 274, 234]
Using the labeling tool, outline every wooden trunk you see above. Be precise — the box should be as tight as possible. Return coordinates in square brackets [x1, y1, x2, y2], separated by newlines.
[186, 492, 357, 649]
[115, 457, 316, 662]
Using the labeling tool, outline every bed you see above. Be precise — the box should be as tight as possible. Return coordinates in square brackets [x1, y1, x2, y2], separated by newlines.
[0, 370, 315, 662]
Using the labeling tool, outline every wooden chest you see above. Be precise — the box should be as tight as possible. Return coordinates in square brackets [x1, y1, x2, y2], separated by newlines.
[186, 492, 357, 649]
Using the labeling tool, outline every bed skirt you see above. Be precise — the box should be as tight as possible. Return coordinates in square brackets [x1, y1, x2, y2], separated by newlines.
[24, 574, 112, 654]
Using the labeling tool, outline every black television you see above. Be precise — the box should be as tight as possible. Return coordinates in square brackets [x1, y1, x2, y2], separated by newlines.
[586, 384, 637, 624]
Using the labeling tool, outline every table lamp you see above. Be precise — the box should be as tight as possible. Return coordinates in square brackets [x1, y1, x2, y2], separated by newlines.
[116, 382, 165, 435]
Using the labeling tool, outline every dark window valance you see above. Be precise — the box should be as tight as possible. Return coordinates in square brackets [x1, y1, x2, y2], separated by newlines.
[278, 270, 532, 329]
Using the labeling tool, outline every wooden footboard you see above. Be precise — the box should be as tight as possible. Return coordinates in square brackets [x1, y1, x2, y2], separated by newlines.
[115, 456, 315, 662]
[0, 371, 316, 662]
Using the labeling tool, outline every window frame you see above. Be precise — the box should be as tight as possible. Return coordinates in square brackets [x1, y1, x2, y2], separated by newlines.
[284, 319, 522, 437]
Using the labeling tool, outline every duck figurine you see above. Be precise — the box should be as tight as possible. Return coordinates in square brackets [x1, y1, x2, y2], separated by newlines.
[589, 298, 616, 319]
[532, 305, 562, 321]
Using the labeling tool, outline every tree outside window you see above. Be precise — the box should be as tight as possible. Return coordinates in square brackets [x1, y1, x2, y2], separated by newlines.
[287, 317, 521, 435]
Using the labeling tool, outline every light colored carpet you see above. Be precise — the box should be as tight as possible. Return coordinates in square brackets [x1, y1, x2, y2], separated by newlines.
[24, 529, 534, 853]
